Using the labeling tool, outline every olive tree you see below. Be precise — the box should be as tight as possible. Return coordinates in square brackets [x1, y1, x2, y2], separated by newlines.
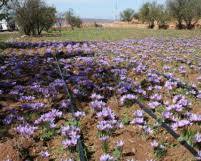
[167, 0, 201, 29]
[139, 2, 162, 28]
[65, 9, 82, 30]
[120, 8, 135, 22]
[167, 0, 184, 29]
[182, 0, 201, 29]
[15, 0, 56, 35]
[155, 5, 170, 29]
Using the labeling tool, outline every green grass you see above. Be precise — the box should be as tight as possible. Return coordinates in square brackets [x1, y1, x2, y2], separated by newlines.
[1, 27, 201, 42]
[0, 32, 19, 42]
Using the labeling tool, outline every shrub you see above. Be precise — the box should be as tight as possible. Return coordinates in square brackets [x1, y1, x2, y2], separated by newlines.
[120, 8, 135, 22]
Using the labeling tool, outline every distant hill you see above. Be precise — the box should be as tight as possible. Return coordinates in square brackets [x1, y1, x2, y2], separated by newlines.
[82, 18, 114, 24]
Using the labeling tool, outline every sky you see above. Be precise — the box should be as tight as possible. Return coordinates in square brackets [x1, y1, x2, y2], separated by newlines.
[47, 0, 166, 19]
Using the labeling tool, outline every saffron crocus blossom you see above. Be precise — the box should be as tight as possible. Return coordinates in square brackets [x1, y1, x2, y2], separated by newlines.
[16, 124, 37, 137]
[100, 154, 114, 161]
[21, 102, 45, 110]
[116, 140, 124, 148]
[120, 94, 137, 105]
[61, 125, 80, 148]
[171, 120, 192, 130]
[35, 109, 62, 124]
[131, 110, 145, 126]
[99, 136, 109, 142]
[150, 94, 162, 101]
[151, 140, 159, 148]
[148, 101, 161, 109]
[90, 93, 104, 100]
[97, 108, 116, 120]
[90, 100, 106, 111]
[194, 133, 201, 143]
[40, 151, 50, 158]
[73, 111, 86, 119]
[196, 151, 201, 160]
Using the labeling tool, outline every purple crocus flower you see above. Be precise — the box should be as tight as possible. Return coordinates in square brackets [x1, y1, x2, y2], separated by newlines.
[148, 101, 161, 109]
[90, 93, 104, 100]
[16, 124, 37, 137]
[100, 154, 114, 161]
[90, 100, 106, 111]
[73, 111, 86, 119]
[116, 140, 124, 148]
[35, 109, 62, 125]
[196, 151, 201, 160]
[120, 94, 137, 105]
[40, 151, 50, 158]
[99, 136, 109, 142]
[61, 125, 80, 148]
[134, 110, 144, 118]
[194, 133, 201, 143]
[151, 140, 159, 148]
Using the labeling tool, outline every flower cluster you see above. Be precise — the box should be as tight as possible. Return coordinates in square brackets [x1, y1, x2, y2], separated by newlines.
[131, 110, 145, 126]
[34, 109, 62, 125]
[16, 123, 37, 137]
[61, 125, 80, 148]
[21, 102, 45, 110]
[120, 94, 137, 106]
[97, 107, 120, 133]
[100, 154, 114, 161]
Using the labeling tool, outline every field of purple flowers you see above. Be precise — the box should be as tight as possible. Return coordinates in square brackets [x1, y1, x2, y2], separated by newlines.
[0, 38, 201, 161]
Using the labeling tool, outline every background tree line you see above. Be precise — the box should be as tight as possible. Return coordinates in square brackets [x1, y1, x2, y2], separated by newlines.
[0, 0, 82, 35]
[1, 0, 201, 35]
[120, 0, 201, 29]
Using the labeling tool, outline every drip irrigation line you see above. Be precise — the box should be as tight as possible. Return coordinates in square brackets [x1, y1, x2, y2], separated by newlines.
[45, 51, 94, 59]
[54, 51, 199, 160]
[153, 70, 200, 96]
[54, 56, 76, 114]
[54, 55, 88, 161]
[134, 99, 199, 159]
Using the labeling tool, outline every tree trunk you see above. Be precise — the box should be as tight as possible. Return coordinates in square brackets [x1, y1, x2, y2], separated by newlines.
[185, 19, 194, 30]
[176, 18, 183, 29]
[148, 21, 154, 29]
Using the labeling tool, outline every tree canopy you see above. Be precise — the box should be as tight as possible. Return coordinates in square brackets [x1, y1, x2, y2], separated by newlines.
[15, 0, 56, 35]
[120, 8, 135, 22]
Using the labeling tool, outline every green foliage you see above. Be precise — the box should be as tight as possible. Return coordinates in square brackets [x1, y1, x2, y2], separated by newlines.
[154, 145, 167, 158]
[139, 1, 169, 29]
[133, 13, 139, 20]
[15, 0, 56, 35]
[139, 2, 158, 28]
[120, 8, 135, 22]
[112, 148, 122, 161]
[64, 119, 80, 127]
[167, 0, 201, 29]
[40, 128, 55, 141]
[39, 6, 56, 33]
[102, 141, 109, 153]
[40, 123, 57, 141]
[121, 114, 130, 125]
[177, 129, 196, 146]
[65, 9, 82, 30]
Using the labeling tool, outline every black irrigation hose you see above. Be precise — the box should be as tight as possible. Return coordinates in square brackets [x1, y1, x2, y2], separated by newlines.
[134, 99, 199, 160]
[45, 51, 94, 59]
[153, 70, 200, 96]
[54, 55, 88, 161]
[54, 51, 200, 160]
